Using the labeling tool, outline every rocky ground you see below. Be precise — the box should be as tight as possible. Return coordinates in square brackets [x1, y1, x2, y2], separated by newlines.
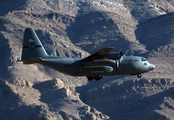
[1, 0, 174, 119]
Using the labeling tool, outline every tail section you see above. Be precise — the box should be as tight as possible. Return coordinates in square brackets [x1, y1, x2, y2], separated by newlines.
[21, 28, 48, 64]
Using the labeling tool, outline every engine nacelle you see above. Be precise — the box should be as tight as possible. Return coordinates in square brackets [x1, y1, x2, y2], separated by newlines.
[105, 52, 123, 60]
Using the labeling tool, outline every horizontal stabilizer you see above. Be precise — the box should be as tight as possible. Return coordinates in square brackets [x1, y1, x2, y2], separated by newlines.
[23, 57, 43, 64]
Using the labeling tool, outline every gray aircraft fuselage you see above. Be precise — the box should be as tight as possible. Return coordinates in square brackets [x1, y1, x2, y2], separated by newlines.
[21, 28, 155, 81]
[36, 55, 155, 78]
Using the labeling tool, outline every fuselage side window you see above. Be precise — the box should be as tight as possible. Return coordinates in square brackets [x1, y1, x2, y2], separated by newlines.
[141, 58, 146, 61]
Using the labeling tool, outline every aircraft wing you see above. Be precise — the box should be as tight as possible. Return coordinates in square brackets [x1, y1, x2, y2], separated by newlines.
[82, 47, 114, 61]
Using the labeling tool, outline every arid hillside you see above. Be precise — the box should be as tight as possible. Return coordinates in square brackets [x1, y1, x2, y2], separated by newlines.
[1, 0, 174, 119]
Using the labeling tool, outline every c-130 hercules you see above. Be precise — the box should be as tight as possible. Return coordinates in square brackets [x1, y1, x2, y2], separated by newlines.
[21, 28, 155, 81]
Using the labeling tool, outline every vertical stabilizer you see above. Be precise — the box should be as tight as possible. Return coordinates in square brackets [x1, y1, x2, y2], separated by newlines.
[21, 28, 48, 64]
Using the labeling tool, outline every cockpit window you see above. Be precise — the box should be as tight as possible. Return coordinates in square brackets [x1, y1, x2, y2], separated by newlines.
[141, 58, 146, 61]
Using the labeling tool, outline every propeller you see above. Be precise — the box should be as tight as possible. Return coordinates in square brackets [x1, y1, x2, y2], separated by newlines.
[118, 51, 124, 59]
[120, 51, 124, 56]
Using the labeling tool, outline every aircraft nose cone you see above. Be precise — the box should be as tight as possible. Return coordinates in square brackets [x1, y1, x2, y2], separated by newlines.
[149, 64, 155, 70]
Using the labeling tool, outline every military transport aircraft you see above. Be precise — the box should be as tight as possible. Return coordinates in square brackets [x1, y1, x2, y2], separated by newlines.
[21, 28, 155, 81]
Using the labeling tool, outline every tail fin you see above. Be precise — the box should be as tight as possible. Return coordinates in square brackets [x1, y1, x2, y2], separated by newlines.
[21, 28, 48, 64]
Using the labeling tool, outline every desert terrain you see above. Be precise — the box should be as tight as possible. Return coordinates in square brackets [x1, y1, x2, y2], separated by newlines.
[1, 0, 174, 119]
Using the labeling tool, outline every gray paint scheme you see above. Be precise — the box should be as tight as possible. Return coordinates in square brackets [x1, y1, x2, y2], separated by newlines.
[21, 28, 155, 81]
